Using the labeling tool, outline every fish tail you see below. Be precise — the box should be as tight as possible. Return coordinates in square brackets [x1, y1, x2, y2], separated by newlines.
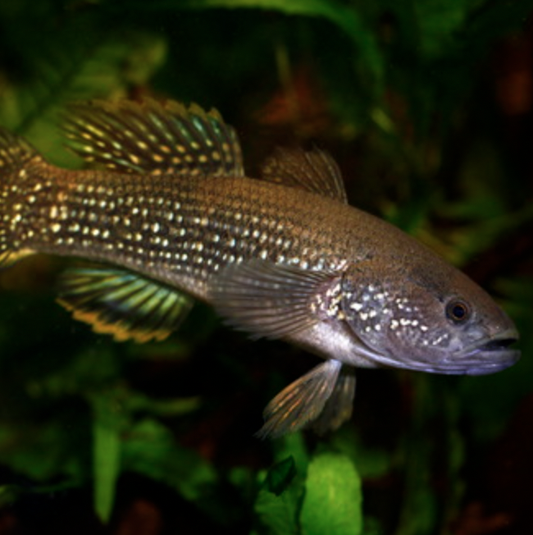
[0, 128, 42, 267]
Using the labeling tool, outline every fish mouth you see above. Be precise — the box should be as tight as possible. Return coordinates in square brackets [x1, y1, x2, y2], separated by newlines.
[459, 331, 520, 375]
[431, 329, 520, 376]
[366, 330, 520, 376]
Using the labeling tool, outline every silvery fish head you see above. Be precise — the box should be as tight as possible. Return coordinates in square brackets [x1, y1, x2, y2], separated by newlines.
[340, 260, 520, 375]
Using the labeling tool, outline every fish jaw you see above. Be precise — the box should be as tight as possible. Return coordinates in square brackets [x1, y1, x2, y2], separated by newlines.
[450, 328, 520, 375]
[359, 328, 520, 375]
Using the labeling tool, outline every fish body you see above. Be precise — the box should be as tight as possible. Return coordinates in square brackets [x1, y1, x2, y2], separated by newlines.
[0, 99, 520, 437]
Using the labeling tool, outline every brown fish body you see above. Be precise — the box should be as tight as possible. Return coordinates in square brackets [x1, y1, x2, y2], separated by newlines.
[0, 99, 520, 437]
[17, 163, 435, 298]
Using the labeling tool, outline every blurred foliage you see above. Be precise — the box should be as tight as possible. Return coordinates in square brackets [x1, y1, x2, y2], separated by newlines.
[0, 0, 532, 533]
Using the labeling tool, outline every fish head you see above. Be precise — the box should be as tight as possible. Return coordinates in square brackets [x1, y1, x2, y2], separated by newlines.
[340, 260, 520, 375]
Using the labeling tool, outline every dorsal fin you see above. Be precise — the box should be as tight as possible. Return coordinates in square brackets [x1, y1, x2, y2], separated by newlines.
[0, 129, 42, 170]
[261, 147, 348, 203]
[62, 98, 244, 177]
[0, 129, 41, 267]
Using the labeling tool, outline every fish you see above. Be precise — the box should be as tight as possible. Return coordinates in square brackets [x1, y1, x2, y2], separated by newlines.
[0, 98, 520, 438]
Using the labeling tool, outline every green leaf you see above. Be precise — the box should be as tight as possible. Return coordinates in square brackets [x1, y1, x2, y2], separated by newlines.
[111, 0, 384, 94]
[121, 419, 218, 503]
[0, 420, 88, 483]
[254, 457, 304, 535]
[263, 456, 297, 496]
[329, 427, 391, 479]
[92, 418, 121, 524]
[91, 392, 125, 523]
[272, 432, 309, 475]
[414, 0, 472, 59]
[0, 16, 166, 167]
[300, 453, 362, 535]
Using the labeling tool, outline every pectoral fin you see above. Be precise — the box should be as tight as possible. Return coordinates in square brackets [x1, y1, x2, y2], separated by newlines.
[211, 260, 339, 340]
[256, 359, 343, 439]
[57, 266, 193, 343]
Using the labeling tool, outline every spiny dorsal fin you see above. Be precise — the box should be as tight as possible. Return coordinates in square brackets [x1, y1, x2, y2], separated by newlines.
[0, 129, 41, 267]
[0, 129, 42, 170]
[261, 147, 348, 203]
[63, 98, 244, 177]
[57, 266, 193, 343]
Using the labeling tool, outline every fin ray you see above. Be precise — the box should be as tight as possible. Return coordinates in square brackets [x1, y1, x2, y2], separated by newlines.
[256, 359, 343, 438]
[261, 147, 348, 203]
[57, 266, 193, 343]
[0, 129, 42, 267]
[311, 367, 356, 435]
[63, 98, 244, 177]
[211, 260, 338, 340]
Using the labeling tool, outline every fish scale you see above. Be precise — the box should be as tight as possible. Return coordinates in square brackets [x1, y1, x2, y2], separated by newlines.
[19, 166, 350, 297]
[0, 98, 520, 438]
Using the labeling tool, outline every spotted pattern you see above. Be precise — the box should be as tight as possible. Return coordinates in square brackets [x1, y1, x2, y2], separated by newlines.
[63, 99, 244, 178]
[2, 156, 351, 299]
[342, 281, 456, 349]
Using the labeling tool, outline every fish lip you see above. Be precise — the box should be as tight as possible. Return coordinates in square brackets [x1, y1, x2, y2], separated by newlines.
[363, 330, 520, 375]
[459, 328, 519, 356]
[392, 349, 520, 375]
[437, 329, 520, 375]
[462, 349, 520, 375]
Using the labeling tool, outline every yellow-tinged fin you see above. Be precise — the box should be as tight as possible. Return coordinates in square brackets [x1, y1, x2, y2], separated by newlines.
[261, 147, 348, 203]
[0, 249, 37, 269]
[211, 260, 338, 340]
[256, 359, 343, 439]
[0, 129, 41, 267]
[63, 98, 244, 177]
[57, 266, 193, 343]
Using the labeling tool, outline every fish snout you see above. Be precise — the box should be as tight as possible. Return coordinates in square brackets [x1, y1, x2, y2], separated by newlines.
[461, 327, 520, 375]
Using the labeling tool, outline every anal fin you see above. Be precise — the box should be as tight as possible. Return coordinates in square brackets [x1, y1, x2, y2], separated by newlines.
[57, 266, 193, 343]
[0, 248, 37, 269]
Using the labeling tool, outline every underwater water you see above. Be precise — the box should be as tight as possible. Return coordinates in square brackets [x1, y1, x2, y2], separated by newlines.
[0, 1, 532, 534]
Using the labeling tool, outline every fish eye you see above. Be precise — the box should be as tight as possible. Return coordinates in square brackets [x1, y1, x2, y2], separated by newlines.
[445, 300, 470, 323]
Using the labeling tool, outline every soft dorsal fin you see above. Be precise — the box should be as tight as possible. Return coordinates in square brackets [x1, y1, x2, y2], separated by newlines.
[57, 266, 193, 343]
[62, 98, 244, 177]
[261, 147, 348, 203]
